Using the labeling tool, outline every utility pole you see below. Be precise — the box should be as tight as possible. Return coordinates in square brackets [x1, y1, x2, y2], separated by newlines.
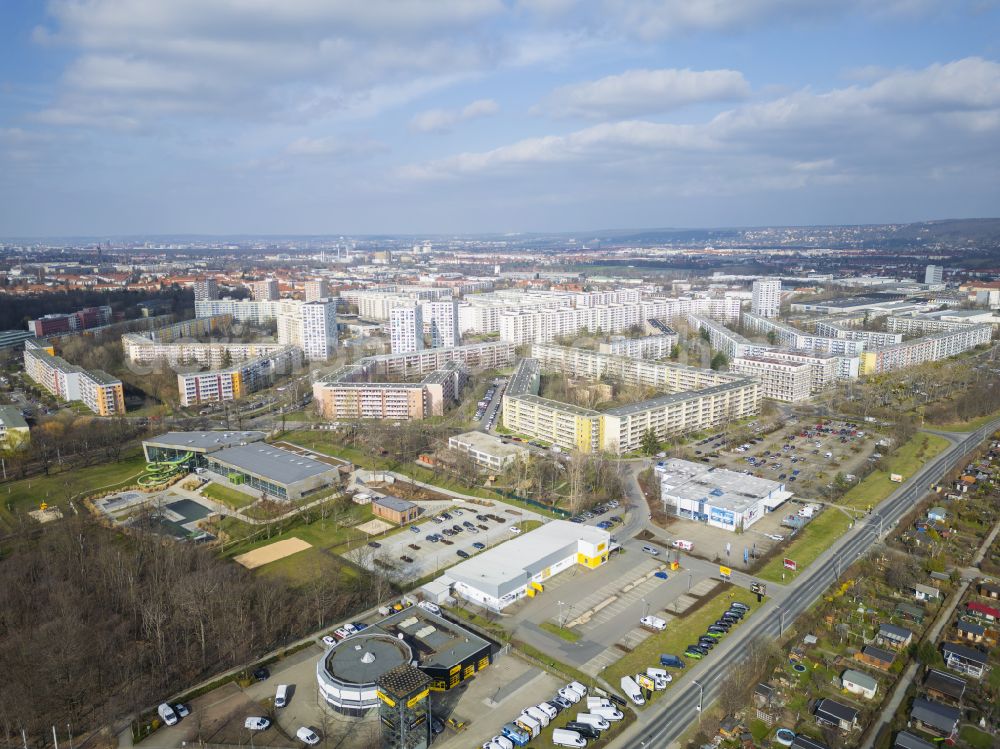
[692, 680, 703, 723]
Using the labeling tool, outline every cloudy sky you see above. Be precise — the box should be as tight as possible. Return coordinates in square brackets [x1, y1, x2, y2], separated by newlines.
[1, 0, 999, 236]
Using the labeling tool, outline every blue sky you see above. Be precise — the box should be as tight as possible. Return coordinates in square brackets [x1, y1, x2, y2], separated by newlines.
[1, 0, 999, 236]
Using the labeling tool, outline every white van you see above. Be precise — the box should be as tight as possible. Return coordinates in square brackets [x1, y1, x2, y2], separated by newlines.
[640, 615, 667, 631]
[535, 702, 558, 720]
[586, 696, 611, 710]
[157, 703, 179, 726]
[646, 667, 671, 689]
[244, 717, 270, 731]
[514, 714, 540, 738]
[620, 676, 645, 706]
[274, 684, 289, 708]
[567, 681, 588, 697]
[523, 706, 550, 727]
[591, 705, 624, 721]
[574, 713, 610, 731]
[672, 539, 694, 551]
[552, 729, 587, 747]
[559, 686, 584, 703]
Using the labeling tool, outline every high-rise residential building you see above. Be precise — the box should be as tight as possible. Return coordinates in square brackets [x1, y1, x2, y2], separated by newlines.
[751, 278, 782, 318]
[252, 278, 280, 301]
[193, 278, 219, 301]
[299, 300, 339, 361]
[304, 279, 328, 302]
[925, 265, 944, 285]
[390, 304, 424, 353]
[421, 300, 460, 348]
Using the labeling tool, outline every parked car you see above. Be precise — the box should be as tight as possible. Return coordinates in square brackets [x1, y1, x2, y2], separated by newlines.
[367, 541, 381, 548]
[174, 704, 190, 718]
[457, 550, 470, 558]
[472, 542, 486, 550]
[245, 717, 270, 731]
[157, 704, 179, 726]
[252, 666, 270, 681]
[321, 635, 336, 647]
[641, 545, 660, 556]
[296, 728, 320, 745]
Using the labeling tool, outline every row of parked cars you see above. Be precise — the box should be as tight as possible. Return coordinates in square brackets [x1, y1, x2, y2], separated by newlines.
[482, 681, 625, 747]
[682, 600, 748, 660]
[568, 500, 620, 525]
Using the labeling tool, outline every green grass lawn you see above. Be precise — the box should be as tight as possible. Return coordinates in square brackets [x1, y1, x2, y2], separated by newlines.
[0, 449, 147, 530]
[201, 482, 256, 509]
[960, 726, 994, 749]
[758, 507, 854, 583]
[600, 585, 761, 704]
[838, 433, 950, 511]
[538, 621, 581, 642]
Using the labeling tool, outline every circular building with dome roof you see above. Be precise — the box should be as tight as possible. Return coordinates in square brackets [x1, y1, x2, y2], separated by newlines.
[316, 633, 413, 715]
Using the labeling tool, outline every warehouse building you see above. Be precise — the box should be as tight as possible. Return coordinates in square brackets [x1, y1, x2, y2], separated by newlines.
[439, 520, 612, 611]
[316, 607, 492, 714]
[655, 458, 792, 532]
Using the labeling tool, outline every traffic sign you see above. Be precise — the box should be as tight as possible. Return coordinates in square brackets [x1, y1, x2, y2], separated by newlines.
[719, 565, 732, 579]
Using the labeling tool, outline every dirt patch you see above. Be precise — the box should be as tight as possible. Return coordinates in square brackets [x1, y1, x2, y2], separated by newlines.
[367, 480, 451, 502]
[234, 537, 312, 569]
[355, 518, 394, 535]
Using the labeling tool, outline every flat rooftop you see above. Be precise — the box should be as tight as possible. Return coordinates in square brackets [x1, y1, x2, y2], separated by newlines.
[450, 431, 529, 459]
[324, 633, 411, 686]
[0, 405, 28, 430]
[506, 357, 541, 397]
[209, 442, 338, 485]
[656, 458, 791, 513]
[374, 607, 490, 669]
[144, 431, 265, 453]
[443, 520, 610, 599]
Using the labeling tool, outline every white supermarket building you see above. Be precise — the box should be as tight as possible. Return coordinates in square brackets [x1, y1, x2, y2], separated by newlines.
[656, 458, 792, 532]
[437, 520, 613, 611]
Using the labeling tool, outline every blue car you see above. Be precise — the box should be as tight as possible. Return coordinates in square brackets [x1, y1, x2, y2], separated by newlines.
[597, 521, 613, 529]
[654, 571, 669, 580]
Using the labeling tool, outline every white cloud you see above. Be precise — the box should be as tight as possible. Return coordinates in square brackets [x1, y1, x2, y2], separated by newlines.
[285, 135, 385, 158]
[410, 98, 500, 133]
[538, 67, 749, 119]
[600, 0, 953, 39]
[402, 57, 1000, 191]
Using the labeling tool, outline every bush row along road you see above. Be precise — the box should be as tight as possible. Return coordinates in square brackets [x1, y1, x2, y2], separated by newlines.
[613, 418, 1000, 749]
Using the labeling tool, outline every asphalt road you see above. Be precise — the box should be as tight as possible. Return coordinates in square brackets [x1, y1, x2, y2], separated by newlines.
[613, 418, 1000, 748]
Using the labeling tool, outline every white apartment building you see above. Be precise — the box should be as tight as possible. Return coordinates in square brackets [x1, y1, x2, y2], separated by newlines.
[860, 325, 991, 374]
[748, 349, 842, 392]
[751, 279, 782, 318]
[688, 314, 766, 359]
[251, 278, 279, 301]
[421, 300, 460, 348]
[598, 332, 678, 360]
[298, 300, 339, 361]
[123, 333, 289, 368]
[177, 346, 303, 406]
[925, 265, 944, 285]
[743, 313, 865, 357]
[364, 341, 514, 379]
[813, 321, 902, 347]
[194, 298, 337, 360]
[389, 304, 424, 353]
[731, 356, 812, 402]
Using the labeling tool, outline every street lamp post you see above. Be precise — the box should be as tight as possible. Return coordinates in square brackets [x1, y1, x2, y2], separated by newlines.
[692, 680, 703, 723]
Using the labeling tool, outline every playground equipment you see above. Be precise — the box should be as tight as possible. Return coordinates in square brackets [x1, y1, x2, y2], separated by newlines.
[137, 452, 194, 487]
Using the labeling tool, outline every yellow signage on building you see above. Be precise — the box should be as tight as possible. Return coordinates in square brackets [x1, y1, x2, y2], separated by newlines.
[406, 689, 429, 708]
[376, 690, 396, 707]
[719, 565, 732, 577]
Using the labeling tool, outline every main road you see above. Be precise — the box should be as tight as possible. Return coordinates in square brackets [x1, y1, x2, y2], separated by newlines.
[611, 418, 1000, 748]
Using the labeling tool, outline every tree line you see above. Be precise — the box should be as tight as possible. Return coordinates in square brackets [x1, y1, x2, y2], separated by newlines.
[0, 515, 373, 746]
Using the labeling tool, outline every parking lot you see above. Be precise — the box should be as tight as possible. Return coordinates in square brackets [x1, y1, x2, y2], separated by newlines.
[475, 377, 506, 429]
[345, 503, 546, 578]
[697, 417, 879, 496]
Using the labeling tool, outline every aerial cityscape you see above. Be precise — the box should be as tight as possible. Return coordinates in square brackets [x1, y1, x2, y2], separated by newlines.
[1, 4, 1000, 749]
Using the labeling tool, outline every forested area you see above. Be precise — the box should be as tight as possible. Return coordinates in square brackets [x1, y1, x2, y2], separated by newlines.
[0, 517, 371, 744]
[0, 288, 192, 331]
